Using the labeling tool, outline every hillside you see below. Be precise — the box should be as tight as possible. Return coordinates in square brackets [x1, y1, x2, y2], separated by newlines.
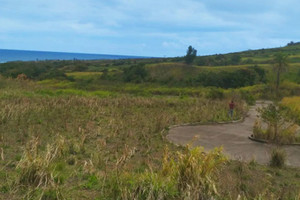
[191, 42, 300, 66]
[0, 43, 300, 101]
[0, 44, 300, 199]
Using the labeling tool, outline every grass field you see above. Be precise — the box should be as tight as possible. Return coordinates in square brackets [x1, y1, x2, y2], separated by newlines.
[66, 72, 103, 80]
[0, 76, 300, 199]
[1, 44, 300, 199]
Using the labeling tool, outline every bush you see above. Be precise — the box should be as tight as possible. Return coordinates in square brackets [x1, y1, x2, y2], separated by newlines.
[193, 67, 265, 89]
[206, 88, 224, 99]
[39, 70, 71, 81]
[240, 90, 255, 105]
[255, 103, 298, 144]
[270, 148, 286, 168]
[123, 64, 148, 83]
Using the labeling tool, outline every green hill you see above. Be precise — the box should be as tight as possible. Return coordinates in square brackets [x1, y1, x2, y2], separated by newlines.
[192, 42, 300, 66]
[0, 42, 299, 95]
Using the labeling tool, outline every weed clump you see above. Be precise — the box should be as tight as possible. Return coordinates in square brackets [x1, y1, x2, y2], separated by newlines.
[16, 136, 66, 199]
[270, 148, 286, 168]
[162, 145, 227, 199]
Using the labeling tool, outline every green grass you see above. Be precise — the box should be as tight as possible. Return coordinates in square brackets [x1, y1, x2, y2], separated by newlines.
[38, 79, 75, 88]
[66, 71, 103, 80]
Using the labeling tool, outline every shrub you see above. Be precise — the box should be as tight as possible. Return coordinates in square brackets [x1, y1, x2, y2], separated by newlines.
[270, 148, 286, 168]
[123, 64, 148, 83]
[240, 90, 255, 105]
[206, 88, 224, 99]
[255, 103, 298, 144]
[194, 67, 265, 89]
[16, 73, 28, 80]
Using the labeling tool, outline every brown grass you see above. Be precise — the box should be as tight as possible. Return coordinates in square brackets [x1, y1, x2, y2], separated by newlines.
[0, 77, 299, 199]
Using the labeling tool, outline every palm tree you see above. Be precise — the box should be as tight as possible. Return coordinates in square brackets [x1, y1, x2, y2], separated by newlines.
[273, 52, 289, 96]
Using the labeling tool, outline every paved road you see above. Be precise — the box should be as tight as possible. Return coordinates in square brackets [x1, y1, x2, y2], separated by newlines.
[167, 101, 300, 167]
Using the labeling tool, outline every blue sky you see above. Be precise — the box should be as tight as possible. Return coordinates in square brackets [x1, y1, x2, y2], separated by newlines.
[0, 0, 299, 57]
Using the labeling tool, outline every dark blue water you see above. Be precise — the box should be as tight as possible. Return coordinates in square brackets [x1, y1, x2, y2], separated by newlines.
[0, 49, 145, 63]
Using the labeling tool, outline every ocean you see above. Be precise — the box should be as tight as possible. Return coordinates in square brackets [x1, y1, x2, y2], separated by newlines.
[0, 49, 145, 63]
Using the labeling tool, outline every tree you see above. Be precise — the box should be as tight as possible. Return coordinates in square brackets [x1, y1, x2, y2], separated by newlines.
[184, 46, 197, 64]
[287, 41, 294, 46]
[273, 53, 289, 96]
[258, 104, 283, 143]
[123, 64, 148, 83]
[256, 103, 297, 144]
[230, 54, 241, 65]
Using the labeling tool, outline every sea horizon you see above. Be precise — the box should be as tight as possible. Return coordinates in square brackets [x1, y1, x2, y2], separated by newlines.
[0, 48, 148, 63]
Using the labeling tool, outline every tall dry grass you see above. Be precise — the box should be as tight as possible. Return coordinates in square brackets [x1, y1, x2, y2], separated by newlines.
[0, 69, 300, 199]
[109, 145, 227, 200]
[162, 145, 227, 199]
[0, 84, 245, 199]
[282, 96, 300, 123]
[15, 136, 66, 199]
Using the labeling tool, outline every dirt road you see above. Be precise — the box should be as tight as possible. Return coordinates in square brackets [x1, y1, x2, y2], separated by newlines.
[167, 101, 300, 167]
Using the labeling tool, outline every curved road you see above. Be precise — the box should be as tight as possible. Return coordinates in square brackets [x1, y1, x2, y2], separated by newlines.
[167, 101, 300, 167]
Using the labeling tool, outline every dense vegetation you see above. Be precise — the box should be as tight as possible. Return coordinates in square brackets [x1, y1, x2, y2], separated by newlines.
[1, 43, 300, 90]
[0, 43, 300, 199]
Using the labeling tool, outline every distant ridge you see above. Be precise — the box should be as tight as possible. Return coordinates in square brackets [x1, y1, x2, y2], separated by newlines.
[0, 49, 147, 63]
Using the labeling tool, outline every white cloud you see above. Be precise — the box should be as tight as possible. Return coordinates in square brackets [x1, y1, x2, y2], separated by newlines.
[0, 0, 299, 56]
[66, 22, 117, 36]
[162, 41, 181, 49]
